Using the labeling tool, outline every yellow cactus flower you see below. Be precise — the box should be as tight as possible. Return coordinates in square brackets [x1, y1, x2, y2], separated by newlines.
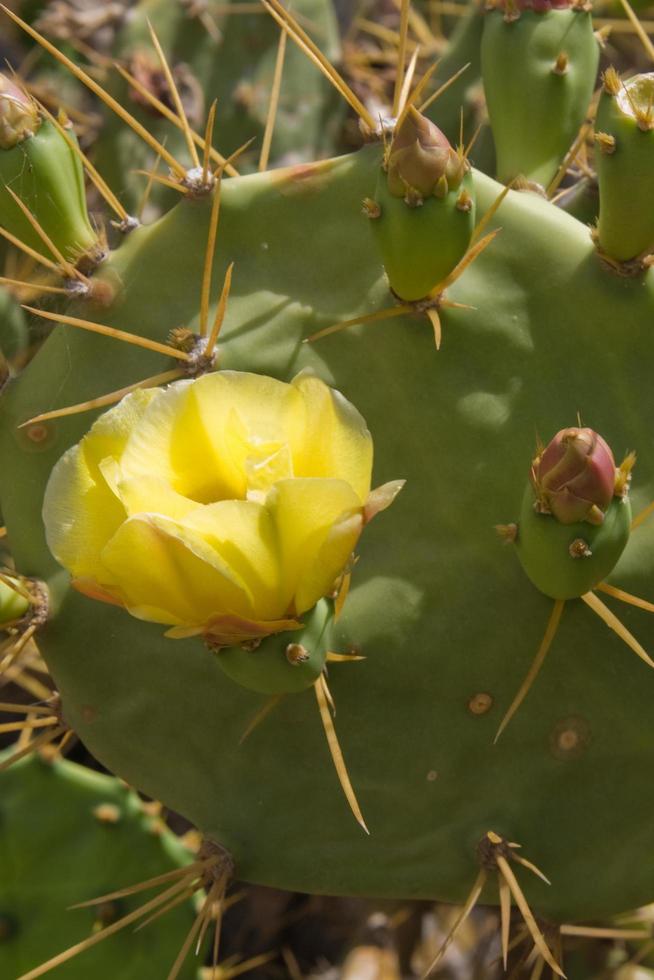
[43, 371, 403, 647]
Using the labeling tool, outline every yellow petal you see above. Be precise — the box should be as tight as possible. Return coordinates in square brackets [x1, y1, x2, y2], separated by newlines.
[291, 373, 373, 503]
[190, 372, 303, 496]
[181, 500, 287, 620]
[99, 514, 255, 626]
[267, 478, 363, 615]
[43, 444, 126, 580]
[296, 510, 363, 614]
[119, 374, 303, 503]
[81, 387, 160, 479]
[113, 474, 200, 522]
[199, 613, 303, 647]
[117, 380, 241, 501]
[43, 387, 160, 579]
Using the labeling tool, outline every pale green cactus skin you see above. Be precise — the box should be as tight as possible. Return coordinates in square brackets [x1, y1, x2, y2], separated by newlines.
[481, 7, 599, 187]
[0, 120, 99, 261]
[1, 0, 654, 952]
[595, 74, 654, 262]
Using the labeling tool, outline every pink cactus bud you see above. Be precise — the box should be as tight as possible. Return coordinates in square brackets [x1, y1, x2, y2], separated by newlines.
[0, 75, 39, 149]
[530, 428, 618, 526]
[386, 106, 466, 200]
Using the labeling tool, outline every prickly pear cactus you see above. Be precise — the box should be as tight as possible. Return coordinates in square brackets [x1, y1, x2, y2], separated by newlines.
[2, 0, 654, 974]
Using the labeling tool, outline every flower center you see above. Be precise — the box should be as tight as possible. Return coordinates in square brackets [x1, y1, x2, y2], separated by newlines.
[177, 438, 294, 505]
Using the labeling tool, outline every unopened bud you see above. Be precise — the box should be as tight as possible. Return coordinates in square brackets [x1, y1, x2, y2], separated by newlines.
[386, 107, 466, 200]
[0, 75, 39, 150]
[531, 427, 617, 525]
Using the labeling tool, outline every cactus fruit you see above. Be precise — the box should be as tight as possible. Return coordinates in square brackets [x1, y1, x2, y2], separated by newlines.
[481, 0, 599, 187]
[217, 598, 334, 694]
[595, 70, 654, 263]
[3, 0, 654, 975]
[368, 107, 476, 301]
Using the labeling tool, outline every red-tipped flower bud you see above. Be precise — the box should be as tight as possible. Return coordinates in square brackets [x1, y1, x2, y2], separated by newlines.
[530, 428, 617, 525]
[386, 106, 466, 200]
[0, 75, 39, 150]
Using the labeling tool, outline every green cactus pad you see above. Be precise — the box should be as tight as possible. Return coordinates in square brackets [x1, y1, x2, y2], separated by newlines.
[0, 752, 196, 979]
[2, 146, 654, 926]
[514, 490, 632, 599]
[481, 8, 599, 187]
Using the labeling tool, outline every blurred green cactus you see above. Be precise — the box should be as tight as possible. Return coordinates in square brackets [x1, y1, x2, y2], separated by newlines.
[0, 752, 197, 979]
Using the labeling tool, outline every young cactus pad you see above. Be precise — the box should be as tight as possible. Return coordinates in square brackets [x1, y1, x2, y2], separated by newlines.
[481, 2, 599, 187]
[2, 2, 654, 944]
[0, 114, 102, 268]
[595, 70, 654, 263]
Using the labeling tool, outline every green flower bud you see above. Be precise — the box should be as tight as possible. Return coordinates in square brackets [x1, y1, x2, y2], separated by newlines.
[481, 7, 599, 187]
[386, 107, 466, 200]
[369, 108, 476, 301]
[596, 71, 654, 262]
